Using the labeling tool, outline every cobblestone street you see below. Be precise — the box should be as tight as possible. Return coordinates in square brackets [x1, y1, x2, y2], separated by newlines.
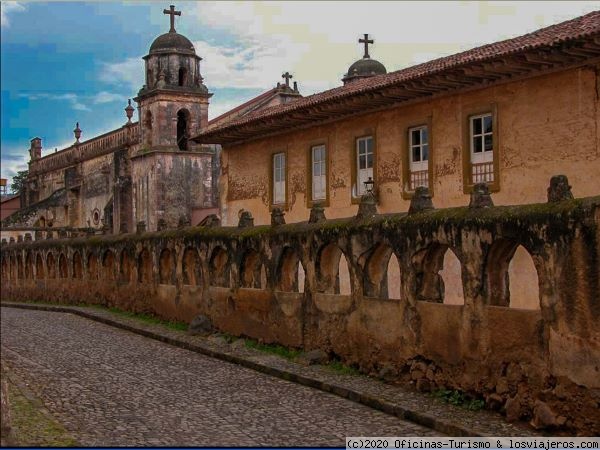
[1, 308, 439, 446]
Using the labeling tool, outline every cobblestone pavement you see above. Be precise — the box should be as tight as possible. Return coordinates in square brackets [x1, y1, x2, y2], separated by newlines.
[1, 308, 440, 446]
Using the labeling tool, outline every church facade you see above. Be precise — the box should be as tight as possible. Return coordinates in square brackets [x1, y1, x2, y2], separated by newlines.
[195, 11, 600, 227]
[1, 5, 300, 238]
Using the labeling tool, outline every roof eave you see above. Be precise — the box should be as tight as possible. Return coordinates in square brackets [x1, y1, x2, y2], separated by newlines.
[193, 31, 600, 146]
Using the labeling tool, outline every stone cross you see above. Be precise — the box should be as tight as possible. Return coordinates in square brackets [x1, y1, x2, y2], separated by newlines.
[164, 5, 181, 33]
[282, 72, 293, 87]
[359, 33, 374, 58]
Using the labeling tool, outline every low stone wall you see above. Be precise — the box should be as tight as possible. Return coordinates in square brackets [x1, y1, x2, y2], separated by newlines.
[1, 196, 599, 433]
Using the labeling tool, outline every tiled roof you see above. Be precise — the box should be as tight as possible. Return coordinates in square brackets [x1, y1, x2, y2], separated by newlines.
[195, 10, 600, 144]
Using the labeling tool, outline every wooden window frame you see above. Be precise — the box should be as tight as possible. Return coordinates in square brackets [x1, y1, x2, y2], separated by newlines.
[306, 141, 330, 207]
[402, 116, 434, 199]
[462, 103, 500, 193]
[351, 130, 377, 204]
[269, 150, 288, 209]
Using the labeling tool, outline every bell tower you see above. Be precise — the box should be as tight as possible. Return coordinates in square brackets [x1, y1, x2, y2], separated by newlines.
[130, 5, 218, 232]
[134, 5, 212, 152]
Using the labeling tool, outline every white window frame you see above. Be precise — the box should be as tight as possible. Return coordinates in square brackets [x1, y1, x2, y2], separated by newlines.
[355, 136, 374, 196]
[272, 152, 286, 205]
[469, 113, 494, 183]
[408, 125, 429, 190]
[311, 145, 327, 201]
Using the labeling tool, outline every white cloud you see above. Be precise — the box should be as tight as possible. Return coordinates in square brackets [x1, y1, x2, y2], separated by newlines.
[188, 1, 600, 93]
[0, 149, 29, 186]
[18, 92, 91, 112]
[98, 1, 600, 113]
[0, 2, 25, 28]
[98, 57, 144, 90]
[92, 91, 122, 104]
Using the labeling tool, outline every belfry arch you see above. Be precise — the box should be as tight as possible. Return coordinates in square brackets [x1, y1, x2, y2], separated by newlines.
[176, 109, 190, 150]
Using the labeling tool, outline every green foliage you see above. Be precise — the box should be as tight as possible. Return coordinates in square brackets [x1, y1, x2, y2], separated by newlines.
[3, 366, 79, 446]
[244, 339, 301, 359]
[10, 170, 28, 194]
[326, 360, 361, 376]
[431, 389, 485, 411]
[106, 307, 188, 331]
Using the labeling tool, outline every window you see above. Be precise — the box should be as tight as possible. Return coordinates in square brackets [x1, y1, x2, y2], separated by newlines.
[469, 113, 494, 183]
[355, 136, 374, 196]
[311, 145, 327, 201]
[273, 152, 286, 205]
[408, 126, 429, 190]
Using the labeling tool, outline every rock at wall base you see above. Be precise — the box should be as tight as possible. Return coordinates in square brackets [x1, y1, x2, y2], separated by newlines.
[188, 314, 213, 336]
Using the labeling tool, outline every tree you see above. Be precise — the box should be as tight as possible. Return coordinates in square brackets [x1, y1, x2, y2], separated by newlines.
[10, 170, 28, 194]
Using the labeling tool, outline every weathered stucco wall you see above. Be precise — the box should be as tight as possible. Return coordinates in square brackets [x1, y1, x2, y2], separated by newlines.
[2, 195, 599, 433]
[131, 150, 215, 231]
[221, 66, 600, 226]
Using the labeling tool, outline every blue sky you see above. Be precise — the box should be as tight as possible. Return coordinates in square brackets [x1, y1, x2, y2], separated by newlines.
[2, 1, 599, 188]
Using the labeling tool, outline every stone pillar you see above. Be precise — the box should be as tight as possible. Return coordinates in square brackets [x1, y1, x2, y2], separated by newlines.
[408, 187, 434, 214]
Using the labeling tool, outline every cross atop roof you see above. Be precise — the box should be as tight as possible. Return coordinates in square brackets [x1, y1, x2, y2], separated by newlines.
[282, 72, 293, 87]
[359, 33, 374, 59]
[163, 5, 181, 33]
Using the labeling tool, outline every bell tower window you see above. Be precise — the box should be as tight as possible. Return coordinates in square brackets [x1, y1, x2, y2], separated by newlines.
[178, 67, 187, 86]
[177, 109, 189, 150]
[147, 68, 153, 87]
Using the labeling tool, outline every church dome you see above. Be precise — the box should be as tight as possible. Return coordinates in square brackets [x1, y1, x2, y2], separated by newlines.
[149, 32, 195, 55]
[342, 57, 387, 84]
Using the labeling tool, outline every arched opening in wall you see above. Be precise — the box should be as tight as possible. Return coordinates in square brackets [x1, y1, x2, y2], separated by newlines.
[159, 248, 174, 284]
[240, 249, 261, 288]
[72, 251, 83, 279]
[119, 249, 133, 283]
[102, 250, 115, 281]
[277, 247, 301, 292]
[316, 243, 351, 295]
[138, 249, 153, 284]
[24, 252, 33, 279]
[37, 216, 46, 228]
[363, 243, 398, 299]
[35, 254, 44, 279]
[46, 253, 56, 279]
[387, 255, 402, 300]
[144, 111, 153, 146]
[414, 245, 464, 304]
[177, 109, 190, 151]
[58, 253, 68, 278]
[486, 240, 540, 309]
[182, 247, 201, 286]
[87, 253, 98, 280]
[209, 247, 229, 287]
[178, 67, 187, 86]
[509, 246, 540, 309]
[260, 265, 267, 289]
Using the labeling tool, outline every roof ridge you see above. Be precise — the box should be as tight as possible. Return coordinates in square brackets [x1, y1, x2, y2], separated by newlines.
[198, 10, 600, 139]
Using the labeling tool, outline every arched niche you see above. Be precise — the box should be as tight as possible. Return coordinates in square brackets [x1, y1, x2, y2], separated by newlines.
[159, 248, 174, 284]
[486, 240, 540, 309]
[182, 247, 201, 286]
[138, 248, 153, 284]
[317, 243, 351, 295]
[414, 244, 464, 305]
[209, 246, 229, 287]
[72, 251, 83, 279]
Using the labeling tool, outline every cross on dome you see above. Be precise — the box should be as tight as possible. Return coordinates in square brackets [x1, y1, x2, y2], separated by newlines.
[163, 5, 181, 33]
[282, 72, 293, 87]
[359, 33, 374, 58]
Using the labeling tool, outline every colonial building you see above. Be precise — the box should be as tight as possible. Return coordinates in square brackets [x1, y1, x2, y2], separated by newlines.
[1, 5, 301, 237]
[195, 11, 600, 226]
